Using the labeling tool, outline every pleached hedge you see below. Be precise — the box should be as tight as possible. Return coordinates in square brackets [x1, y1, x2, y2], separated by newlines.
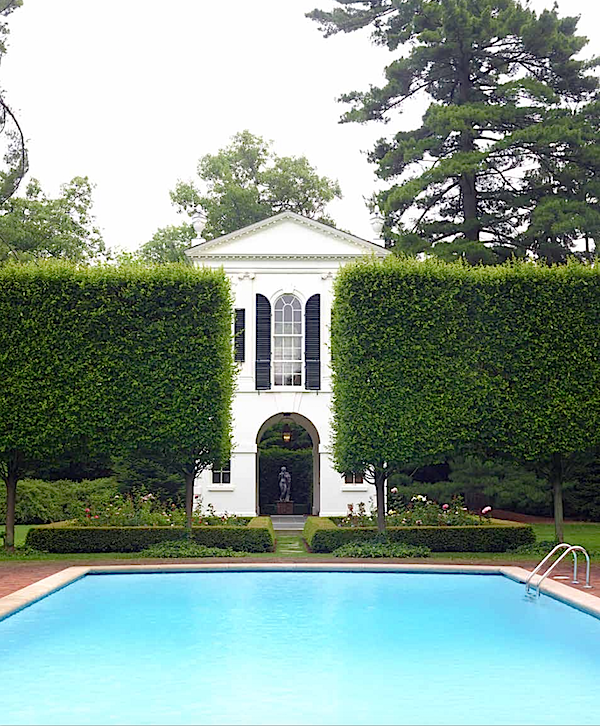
[303, 517, 535, 553]
[0, 262, 234, 549]
[26, 517, 275, 553]
[330, 258, 600, 534]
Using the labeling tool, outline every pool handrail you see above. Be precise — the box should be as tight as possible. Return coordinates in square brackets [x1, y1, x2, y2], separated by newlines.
[525, 543, 593, 598]
[524, 543, 572, 595]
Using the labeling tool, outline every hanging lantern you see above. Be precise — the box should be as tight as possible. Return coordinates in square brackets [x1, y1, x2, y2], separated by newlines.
[281, 423, 292, 444]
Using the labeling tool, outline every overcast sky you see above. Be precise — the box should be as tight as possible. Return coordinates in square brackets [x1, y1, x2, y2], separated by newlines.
[2, 0, 599, 253]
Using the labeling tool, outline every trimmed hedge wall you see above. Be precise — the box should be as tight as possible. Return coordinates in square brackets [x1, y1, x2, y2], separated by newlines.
[303, 517, 535, 553]
[26, 517, 275, 553]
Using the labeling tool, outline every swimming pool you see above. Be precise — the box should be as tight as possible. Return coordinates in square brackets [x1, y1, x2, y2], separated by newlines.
[1, 567, 599, 725]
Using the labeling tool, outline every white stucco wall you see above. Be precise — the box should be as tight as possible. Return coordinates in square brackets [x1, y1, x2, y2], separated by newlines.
[186, 213, 388, 517]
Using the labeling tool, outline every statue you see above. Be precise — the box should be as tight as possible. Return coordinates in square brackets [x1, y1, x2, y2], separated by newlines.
[278, 466, 292, 502]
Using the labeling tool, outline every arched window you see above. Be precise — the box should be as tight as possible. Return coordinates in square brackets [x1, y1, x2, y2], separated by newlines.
[273, 294, 302, 386]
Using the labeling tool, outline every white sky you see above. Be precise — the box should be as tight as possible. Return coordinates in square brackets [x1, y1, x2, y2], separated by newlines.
[2, 0, 599, 253]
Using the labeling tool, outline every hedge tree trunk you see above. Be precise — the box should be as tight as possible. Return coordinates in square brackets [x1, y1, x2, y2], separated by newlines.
[375, 466, 386, 534]
[550, 453, 565, 543]
[184, 469, 195, 532]
[4, 468, 18, 552]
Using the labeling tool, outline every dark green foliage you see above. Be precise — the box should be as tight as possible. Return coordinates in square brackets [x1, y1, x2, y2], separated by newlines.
[170, 130, 342, 240]
[26, 518, 275, 553]
[332, 541, 431, 558]
[111, 453, 185, 503]
[259, 447, 312, 514]
[138, 540, 246, 558]
[309, 1, 600, 263]
[448, 455, 551, 513]
[331, 257, 600, 537]
[304, 517, 535, 553]
[564, 456, 600, 522]
[0, 262, 234, 547]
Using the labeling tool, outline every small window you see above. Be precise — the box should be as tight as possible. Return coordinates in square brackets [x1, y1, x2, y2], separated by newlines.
[212, 460, 231, 485]
[344, 472, 363, 484]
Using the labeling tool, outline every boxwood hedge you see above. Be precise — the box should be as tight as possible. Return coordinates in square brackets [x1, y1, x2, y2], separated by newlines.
[26, 517, 275, 553]
[303, 517, 535, 553]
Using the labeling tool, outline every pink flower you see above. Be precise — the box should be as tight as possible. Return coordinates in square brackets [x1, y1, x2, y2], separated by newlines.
[93, 515, 99, 519]
[390, 487, 398, 494]
[442, 504, 449, 510]
[84, 508, 90, 513]
[482, 506, 492, 514]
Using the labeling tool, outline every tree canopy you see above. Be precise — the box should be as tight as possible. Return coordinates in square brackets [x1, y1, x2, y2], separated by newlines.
[169, 130, 342, 242]
[309, 0, 600, 264]
[134, 224, 195, 265]
[0, 177, 107, 263]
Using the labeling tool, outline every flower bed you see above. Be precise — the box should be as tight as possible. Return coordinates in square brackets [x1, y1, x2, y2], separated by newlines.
[74, 491, 249, 527]
[336, 495, 490, 528]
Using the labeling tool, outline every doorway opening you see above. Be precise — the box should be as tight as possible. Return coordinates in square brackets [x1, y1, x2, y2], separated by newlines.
[256, 413, 320, 515]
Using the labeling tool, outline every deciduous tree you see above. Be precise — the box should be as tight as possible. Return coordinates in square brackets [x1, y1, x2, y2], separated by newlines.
[0, 177, 107, 263]
[169, 130, 342, 240]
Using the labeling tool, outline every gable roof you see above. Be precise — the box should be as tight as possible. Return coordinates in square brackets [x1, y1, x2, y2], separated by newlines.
[185, 211, 389, 259]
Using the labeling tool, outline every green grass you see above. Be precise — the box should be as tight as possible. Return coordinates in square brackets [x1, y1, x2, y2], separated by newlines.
[530, 523, 600, 552]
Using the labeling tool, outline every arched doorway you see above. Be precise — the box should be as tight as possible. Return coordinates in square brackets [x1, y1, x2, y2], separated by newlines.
[256, 413, 320, 516]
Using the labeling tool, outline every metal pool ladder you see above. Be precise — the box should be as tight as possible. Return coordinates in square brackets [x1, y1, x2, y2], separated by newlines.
[525, 543, 593, 598]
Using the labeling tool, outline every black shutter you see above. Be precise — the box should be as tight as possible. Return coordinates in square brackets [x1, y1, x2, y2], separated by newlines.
[305, 294, 320, 390]
[234, 309, 245, 362]
[255, 294, 271, 389]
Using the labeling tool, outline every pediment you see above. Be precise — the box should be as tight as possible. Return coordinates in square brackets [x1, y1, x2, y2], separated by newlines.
[185, 212, 388, 260]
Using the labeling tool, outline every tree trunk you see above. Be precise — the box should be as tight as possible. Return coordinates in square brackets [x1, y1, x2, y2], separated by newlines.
[184, 469, 195, 533]
[458, 57, 479, 242]
[4, 468, 17, 552]
[550, 453, 565, 543]
[374, 466, 386, 534]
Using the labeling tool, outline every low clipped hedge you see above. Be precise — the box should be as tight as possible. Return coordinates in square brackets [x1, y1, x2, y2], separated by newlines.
[303, 517, 535, 553]
[26, 517, 275, 553]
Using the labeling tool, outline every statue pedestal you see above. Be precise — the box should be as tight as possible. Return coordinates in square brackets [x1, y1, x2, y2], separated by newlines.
[276, 501, 294, 515]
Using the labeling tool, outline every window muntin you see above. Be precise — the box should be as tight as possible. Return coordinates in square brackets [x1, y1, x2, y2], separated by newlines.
[273, 294, 302, 386]
[344, 472, 364, 484]
[212, 460, 231, 485]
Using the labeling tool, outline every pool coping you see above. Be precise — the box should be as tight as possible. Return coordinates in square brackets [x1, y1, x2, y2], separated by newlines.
[1, 562, 599, 621]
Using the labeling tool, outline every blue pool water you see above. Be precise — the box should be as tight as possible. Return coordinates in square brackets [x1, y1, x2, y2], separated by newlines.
[1, 571, 600, 725]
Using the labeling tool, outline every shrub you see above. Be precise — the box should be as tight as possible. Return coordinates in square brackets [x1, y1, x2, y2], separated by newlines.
[138, 540, 246, 558]
[0, 477, 121, 525]
[26, 517, 275, 553]
[303, 516, 535, 553]
[332, 541, 431, 558]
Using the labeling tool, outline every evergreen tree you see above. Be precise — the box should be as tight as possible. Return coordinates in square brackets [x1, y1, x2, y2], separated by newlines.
[309, 0, 599, 263]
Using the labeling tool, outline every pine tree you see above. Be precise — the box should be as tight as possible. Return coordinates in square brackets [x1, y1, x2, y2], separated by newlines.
[308, 0, 599, 263]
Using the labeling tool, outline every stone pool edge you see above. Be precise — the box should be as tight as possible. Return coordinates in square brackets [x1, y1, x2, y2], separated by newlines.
[1, 562, 599, 621]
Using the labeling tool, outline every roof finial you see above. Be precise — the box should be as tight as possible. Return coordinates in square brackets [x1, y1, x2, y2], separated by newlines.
[370, 209, 385, 243]
[190, 206, 207, 237]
